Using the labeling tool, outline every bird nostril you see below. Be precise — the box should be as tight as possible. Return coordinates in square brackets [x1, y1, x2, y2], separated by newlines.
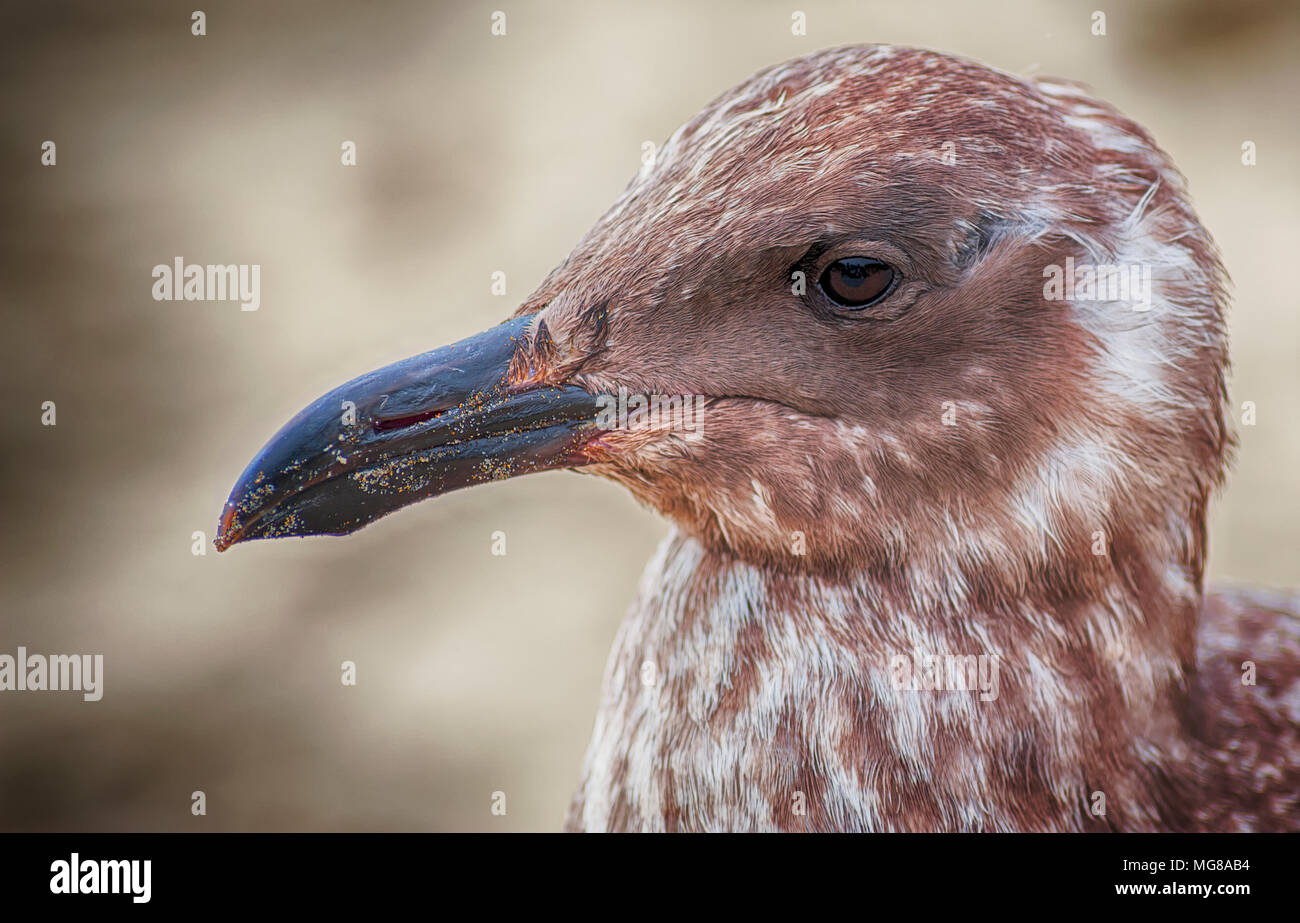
[372, 408, 446, 432]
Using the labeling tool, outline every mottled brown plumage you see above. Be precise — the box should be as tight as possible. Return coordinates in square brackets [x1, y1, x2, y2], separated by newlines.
[506, 45, 1297, 831]
[218, 44, 1300, 831]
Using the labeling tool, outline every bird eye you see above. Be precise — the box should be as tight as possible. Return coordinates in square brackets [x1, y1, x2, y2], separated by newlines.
[819, 257, 896, 308]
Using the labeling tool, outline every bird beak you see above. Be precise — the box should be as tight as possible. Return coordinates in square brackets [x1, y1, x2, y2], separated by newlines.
[214, 315, 601, 550]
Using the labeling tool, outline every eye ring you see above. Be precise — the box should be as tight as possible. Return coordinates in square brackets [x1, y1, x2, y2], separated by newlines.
[818, 257, 897, 309]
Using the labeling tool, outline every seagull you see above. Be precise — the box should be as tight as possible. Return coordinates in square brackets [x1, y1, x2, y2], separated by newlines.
[216, 45, 1299, 831]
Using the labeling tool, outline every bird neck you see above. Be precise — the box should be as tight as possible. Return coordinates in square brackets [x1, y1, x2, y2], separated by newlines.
[569, 528, 1205, 831]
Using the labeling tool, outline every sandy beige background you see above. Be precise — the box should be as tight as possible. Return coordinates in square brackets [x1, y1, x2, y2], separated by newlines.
[1, 0, 1296, 830]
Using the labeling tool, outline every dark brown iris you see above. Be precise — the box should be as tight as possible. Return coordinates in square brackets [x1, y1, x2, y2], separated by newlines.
[819, 257, 895, 308]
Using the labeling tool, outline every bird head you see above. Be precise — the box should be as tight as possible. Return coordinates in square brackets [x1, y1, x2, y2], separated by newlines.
[217, 46, 1230, 603]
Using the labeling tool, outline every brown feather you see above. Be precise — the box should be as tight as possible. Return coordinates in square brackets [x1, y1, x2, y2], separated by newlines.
[499, 45, 1294, 831]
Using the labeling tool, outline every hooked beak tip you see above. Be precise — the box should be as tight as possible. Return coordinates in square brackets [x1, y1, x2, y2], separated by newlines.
[215, 315, 605, 547]
[214, 506, 239, 552]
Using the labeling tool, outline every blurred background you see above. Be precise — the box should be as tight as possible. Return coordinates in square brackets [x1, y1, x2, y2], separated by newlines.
[0, 0, 1296, 831]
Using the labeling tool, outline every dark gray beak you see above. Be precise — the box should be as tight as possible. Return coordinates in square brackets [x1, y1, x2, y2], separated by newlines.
[215, 315, 601, 550]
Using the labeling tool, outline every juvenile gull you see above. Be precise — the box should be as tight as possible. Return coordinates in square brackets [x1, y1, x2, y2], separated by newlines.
[217, 45, 1299, 832]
